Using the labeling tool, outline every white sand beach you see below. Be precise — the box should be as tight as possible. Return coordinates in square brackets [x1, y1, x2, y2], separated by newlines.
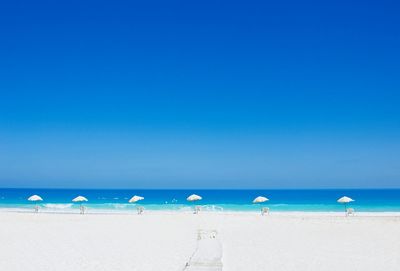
[0, 212, 399, 271]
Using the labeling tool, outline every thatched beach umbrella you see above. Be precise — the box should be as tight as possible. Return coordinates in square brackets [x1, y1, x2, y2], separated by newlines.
[72, 196, 88, 214]
[187, 194, 202, 202]
[129, 195, 145, 214]
[253, 196, 269, 215]
[28, 195, 43, 213]
[253, 196, 269, 203]
[187, 194, 202, 214]
[129, 195, 144, 203]
[337, 196, 354, 213]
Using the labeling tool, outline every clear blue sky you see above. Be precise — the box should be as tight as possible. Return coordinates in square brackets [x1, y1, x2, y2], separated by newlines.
[0, 0, 399, 188]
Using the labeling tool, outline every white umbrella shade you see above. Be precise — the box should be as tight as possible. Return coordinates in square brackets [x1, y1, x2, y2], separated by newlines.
[73, 196, 88, 214]
[337, 196, 354, 214]
[72, 196, 88, 202]
[187, 194, 202, 201]
[129, 195, 144, 203]
[28, 195, 43, 201]
[337, 196, 354, 203]
[253, 196, 269, 203]
[28, 195, 43, 213]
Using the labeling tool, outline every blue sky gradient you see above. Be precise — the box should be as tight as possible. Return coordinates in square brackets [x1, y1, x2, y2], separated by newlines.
[0, 0, 399, 188]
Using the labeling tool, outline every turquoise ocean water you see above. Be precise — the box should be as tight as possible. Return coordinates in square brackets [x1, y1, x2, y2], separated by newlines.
[1, 189, 400, 213]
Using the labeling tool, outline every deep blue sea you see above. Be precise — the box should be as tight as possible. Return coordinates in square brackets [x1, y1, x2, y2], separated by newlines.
[1, 188, 400, 213]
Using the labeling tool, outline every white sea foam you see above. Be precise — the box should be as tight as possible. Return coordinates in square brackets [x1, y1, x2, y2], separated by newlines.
[109, 203, 130, 209]
[43, 203, 74, 209]
[201, 205, 224, 212]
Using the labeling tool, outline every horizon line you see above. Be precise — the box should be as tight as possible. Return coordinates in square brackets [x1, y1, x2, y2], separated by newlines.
[1, 187, 400, 190]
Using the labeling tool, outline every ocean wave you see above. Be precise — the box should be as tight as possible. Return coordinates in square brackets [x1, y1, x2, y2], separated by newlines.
[201, 205, 224, 212]
[177, 205, 224, 212]
[43, 203, 73, 209]
[100, 203, 133, 209]
[110, 203, 129, 209]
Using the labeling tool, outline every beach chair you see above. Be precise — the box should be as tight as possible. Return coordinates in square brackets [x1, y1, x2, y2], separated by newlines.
[80, 205, 86, 215]
[137, 206, 144, 215]
[261, 207, 269, 216]
[34, 205, 39, 213]
[194, 205, 201, 214]
[346, 208, 355, 216]
[183, 230, 222, 271]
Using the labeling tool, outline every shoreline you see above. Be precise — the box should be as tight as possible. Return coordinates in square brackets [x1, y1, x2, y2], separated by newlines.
[1, 208, 400, 217]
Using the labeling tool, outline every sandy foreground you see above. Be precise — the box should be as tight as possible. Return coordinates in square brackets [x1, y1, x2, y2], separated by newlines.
[0, 212, 399, 271]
